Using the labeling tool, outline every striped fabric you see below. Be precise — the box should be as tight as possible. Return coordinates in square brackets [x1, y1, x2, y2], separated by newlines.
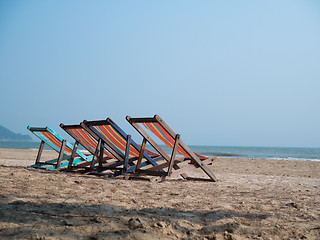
[39, 131, 73, 153]
[91, 125, 158, 158]
[28, 126, 92, 167]
[142, 122, 207, 160]
[68, 128, 113, 158]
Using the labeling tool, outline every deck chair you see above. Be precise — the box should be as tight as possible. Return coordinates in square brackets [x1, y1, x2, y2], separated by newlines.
[126, 115, 218, 182]
[80, 118, 163, 174]
[27, 126, 92, 170]
[60, 123, 115, 171]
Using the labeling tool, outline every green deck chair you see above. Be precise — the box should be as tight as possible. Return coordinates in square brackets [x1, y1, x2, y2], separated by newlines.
[27, 126, 92, 170]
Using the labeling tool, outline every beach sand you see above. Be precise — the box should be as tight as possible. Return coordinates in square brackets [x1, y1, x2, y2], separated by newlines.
[0, 148, 319, 239]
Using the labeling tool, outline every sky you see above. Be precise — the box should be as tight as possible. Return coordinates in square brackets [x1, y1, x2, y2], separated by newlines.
[0, 0, 319, 147]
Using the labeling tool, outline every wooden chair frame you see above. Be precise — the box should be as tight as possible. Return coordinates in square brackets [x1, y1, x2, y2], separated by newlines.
[59, 123, 115, 170]
[27, 126, 92, 170]
[126, 115, 217, 182]
[61, 118, 163, 175]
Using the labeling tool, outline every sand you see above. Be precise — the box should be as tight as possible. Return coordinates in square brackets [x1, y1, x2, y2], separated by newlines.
[0, 148, 319, 240]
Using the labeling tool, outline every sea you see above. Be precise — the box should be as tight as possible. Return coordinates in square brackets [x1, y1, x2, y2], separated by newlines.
[0, 141, 319, 162]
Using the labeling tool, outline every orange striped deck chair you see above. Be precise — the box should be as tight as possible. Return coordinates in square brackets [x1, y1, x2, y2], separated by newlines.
[80, 118, 163, 174]
[126, 115, 217, 182]
[60, 123, 115, 171]
[27, 126, 92, 170]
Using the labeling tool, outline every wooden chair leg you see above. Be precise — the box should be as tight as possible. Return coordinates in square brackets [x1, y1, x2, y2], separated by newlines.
[179, 141, 218, 182]
[90, 139, 102, 170]
[136, 138, 147, 172]
[98, 141, 104, 171]
[35, 140, 45, 164]
[68, 141, 79, 169]
[56, 139, 66, 169]
[123, 135, 131, 172]
[168, 134, 180, 176]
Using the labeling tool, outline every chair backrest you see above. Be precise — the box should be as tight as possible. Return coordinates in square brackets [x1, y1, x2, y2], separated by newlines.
[82, 118, 160, 163]
[60, 123, 114, 158]
[126, 115, 208, 160]
[27, 126, 73, 153]
[27, 126, 88, 160]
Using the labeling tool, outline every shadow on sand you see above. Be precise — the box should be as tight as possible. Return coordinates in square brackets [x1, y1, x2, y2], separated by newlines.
[0, 194, 269, 239]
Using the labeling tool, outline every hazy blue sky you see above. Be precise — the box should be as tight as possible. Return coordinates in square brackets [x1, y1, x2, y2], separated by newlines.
[0, 1, 319, 147]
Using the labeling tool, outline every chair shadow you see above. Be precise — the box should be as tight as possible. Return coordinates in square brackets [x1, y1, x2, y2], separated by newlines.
[0, 195, 270, 238]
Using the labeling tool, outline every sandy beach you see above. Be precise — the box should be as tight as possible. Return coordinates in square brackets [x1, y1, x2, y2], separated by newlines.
[0, 148, 319, 240]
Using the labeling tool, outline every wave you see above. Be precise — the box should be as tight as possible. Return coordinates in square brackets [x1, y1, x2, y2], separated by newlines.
[200, 152, 242, 157]
[268, 157, 320, 162]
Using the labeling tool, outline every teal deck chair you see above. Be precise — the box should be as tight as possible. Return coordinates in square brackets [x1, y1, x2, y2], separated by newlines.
[27, 126, 92, 170]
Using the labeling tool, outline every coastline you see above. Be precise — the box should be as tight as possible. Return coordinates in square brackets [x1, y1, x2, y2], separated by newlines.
[0, 148, 319, 239]
[1, 142, 320, 162]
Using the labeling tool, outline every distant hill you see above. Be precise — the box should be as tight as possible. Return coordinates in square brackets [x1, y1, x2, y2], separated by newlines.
[0, 125, 32, 142]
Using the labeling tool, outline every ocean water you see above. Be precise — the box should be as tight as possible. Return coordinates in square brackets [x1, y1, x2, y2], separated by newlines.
[0, 141, 43, 150]
[0, 141, 319, 162]
[189, 145, 320, 162]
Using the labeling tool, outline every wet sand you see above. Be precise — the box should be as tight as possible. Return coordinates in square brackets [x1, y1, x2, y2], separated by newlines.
[0, 148, 319, 239]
